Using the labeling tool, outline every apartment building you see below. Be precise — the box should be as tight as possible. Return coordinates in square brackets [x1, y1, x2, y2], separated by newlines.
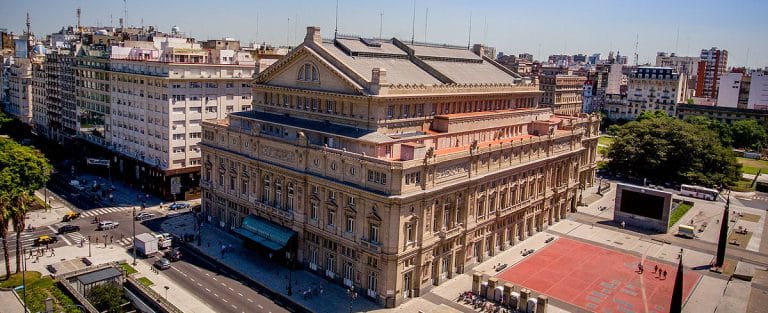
[606, 67, 684, 120]
[539, 74, 586, 116]
[106, 37, 255, 198]
[200, 26, 599, 308]
[655, 52, 699, 79]
[696, 47, 728, 99]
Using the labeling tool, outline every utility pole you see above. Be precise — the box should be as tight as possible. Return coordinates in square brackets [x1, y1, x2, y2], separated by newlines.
[379, 12, 383, 39]
[22, 248, 27, 313]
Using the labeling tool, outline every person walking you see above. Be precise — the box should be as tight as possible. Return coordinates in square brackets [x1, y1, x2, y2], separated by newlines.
[654, 264, 658, 274]
[662, 270, 667, 279]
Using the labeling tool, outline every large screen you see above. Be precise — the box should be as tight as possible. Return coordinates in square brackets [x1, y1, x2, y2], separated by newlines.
[619, 189, 664, 220]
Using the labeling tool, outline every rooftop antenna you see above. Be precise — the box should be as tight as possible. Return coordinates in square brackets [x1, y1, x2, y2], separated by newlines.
[334, 0, 339, 39]
[483, 16, 488, 46]
[634, 33, 639, 66]
[25, 12, 31, 59]
[77, 7, 81, 31]
[286, 17, 290, 46]
[123, 0, 127, 28]
[379, 12, 383, 39]
[466, 12, 472, 49]
[411, 0, 416, 44]
[424, 8, 428, 42]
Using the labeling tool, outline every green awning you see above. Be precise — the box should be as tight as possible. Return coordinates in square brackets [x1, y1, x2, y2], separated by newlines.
[234, 215, 296, 251]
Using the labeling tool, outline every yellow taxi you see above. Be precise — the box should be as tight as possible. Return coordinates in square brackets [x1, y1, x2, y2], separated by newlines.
[34, 235, 58, 246]
[62, 211, 80, 222]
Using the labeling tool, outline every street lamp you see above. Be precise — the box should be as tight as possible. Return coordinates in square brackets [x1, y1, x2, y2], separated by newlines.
[88, 235, 92, 257]
[347, 287, 357, 313]
[22, 248, 27, 313]
[132, 206, 137, 265]
[286, 251, 292, 296]
[164, 286, 169, 299]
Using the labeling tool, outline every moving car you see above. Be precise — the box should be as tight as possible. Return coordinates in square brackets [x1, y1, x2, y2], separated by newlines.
[164, 248, 182, 261]
[34, 235, 58, 246]
[62, 211, 80, 222]
[154, 257, 171, 270]
[97, 221, 119, 230]
[57, 225, 80, 234]
[168, 202, 190, 210]
[135, 212, 156, 221]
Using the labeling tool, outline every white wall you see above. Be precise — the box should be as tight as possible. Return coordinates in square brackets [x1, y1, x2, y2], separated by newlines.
[748, 72, 768, 110]
[716, 72, 742, 108]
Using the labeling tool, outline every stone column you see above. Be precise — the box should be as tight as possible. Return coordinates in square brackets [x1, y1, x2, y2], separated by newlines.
[503, 283, 514, 306]
[536, 295, 548, 313]
[512, 222, 519, 246]
[488, 233, 496, 256]
[500, 227, 508, 250]
[486, 277, 498, 299]
[519, 288, 530, 312]
[447, 252, 455, 279]
[472, 273, 482, 294]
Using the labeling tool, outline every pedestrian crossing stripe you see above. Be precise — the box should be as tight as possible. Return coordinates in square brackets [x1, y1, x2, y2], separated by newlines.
[80, 206, 131, 217]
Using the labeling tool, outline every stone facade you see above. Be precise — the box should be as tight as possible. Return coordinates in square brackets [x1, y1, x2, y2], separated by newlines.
[200, 27, 599, 308]
[539, 74, 586, 116]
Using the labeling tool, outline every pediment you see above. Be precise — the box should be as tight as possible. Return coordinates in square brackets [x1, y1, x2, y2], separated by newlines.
[255, 46, 365, 95]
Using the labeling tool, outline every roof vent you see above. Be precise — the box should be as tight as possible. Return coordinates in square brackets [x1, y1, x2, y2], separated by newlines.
[360, 38, 381, 47]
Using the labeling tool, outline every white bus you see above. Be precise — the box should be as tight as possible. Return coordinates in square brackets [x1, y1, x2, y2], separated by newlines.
[680, 184, 719, 201]
[677, 225, 695, 238]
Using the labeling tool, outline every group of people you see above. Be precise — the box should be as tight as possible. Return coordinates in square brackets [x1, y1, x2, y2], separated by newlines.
[637, 262, 668, 279]
[29, 246, 55, 262]
[220, 242, 234, 258]
[301, 283, 324, 300]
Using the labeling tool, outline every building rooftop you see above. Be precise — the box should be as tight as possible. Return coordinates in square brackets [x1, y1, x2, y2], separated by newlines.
[232, 111, 394, 143]
[75, 267, 123, 285]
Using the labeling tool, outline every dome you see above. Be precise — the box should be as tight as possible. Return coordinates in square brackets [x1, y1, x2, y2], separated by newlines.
[171, 25, 180, 33]
[32, 44, 46, 55]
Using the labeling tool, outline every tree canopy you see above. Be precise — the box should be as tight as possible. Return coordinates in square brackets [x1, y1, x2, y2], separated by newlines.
[87, 283, 128, 313]
[0, 138, 52, 198]
[606, 115, 741, 188]
[731, 119, 767, 150]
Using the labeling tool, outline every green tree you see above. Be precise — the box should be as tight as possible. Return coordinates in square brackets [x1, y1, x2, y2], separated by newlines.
[87, 283, 127, 313]
[731, 119, 767, 150]
[684, 115, 733, 147]
[635, 110, 671, 122]
[0, 138, 52, 274]
[606, 116, 741, 188]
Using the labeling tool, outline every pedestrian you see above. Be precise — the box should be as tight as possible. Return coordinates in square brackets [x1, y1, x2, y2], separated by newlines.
[228, 244, 233, 252]
[662, 270, 667, 279]
[28, 249, 33, 258]
[621, 221, 626, 229]
[80, 238, 84, 248]
[110, 235, 113, 243]
[654, 264, 658, 274]
[51, 248, 55, 256]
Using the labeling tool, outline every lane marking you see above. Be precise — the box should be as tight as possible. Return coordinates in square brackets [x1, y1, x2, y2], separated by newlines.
[190, 278, 195, 282]
[205, 288, 211, 292]
[197, 283, 202, 287]
[212, 277, 217, 281]
[213, 293, 219, 297]
[228, 287, 234, 291]
[237, 293, 243, 297]
[221, 299, 228, 303]
[257, 304, 263, 309]
[247, 299, 253, 303]
[231, 304, 237, 309]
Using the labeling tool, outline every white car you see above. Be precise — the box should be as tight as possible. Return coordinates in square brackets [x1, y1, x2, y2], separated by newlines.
[97, 221, 119, 230]
[135, 212, 156, 221]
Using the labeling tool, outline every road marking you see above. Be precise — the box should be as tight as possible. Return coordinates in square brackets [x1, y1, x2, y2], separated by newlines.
[213, 293, 219, 297]
[212, 277, 217, 281]
[257, 304, 263, 309]
[228, 287, 234, 291]
[181, 273, 187, 277]
[190, 278, 195, 282]
[247, 299, 253, 303]
[221, 282, 226, 286]
[206, 273, 210, 276]
[221, 299, 228, 303]
[205, 288, 211, 292]
[231, 304, 237, 309]
[197, 283, 202, 287]
[237, 293, 243, 297]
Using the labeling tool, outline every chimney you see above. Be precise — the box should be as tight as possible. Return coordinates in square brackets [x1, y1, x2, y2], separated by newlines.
[472, 44, 485, 58]
[371, 68, 388, 95]
[305, 26, 322, 45]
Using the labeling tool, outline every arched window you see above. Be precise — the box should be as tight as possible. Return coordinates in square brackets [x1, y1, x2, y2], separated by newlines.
[298, 63, 319, 82]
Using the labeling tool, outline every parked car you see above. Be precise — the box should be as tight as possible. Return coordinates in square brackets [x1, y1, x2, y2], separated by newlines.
[168, 202, 190, 210]
[154, 257, 171, 270]
[135, 212, 156, 221]
[97, 221, 119, 230]
[62, 211, 80, 222]
[57, 225, 80, 234]
[164, 248, 182, 262]
[34, 235, 58, 246]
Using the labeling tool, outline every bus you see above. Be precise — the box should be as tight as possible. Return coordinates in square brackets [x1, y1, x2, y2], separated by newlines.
[677, 225, 695, 238]
[680, 184, 719, 201]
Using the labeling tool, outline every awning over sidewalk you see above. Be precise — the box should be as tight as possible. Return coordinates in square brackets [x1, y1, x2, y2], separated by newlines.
[234, 215, 296, 251]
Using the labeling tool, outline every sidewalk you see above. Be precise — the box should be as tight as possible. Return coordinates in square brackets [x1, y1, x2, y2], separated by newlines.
[161, 214, 381, 313]
[0, 240, 216, 313]
[0, 290, 25, 313]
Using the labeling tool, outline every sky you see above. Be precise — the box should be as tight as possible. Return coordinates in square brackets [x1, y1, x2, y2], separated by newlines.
[1, 0, 767, 68]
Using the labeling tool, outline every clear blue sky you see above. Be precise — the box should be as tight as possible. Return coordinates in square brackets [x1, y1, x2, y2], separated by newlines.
[2, 0, 766, 68]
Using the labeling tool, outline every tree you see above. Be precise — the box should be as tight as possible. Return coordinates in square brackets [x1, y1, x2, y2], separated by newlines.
[684, 115, 733, 147]
[0, 138, 52, 274]
[635, 110, 671, 122]
[731, 119, 767, 150]
[88, 283, 127, 313]
[606, 116, 741, 188]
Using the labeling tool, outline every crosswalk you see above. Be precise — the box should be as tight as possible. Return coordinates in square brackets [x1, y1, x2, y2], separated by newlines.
[735, 195, 768, 202]
[80, 206, 134, 217]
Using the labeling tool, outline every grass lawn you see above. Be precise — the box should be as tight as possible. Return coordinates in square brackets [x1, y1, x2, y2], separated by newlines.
[137, 277, 154, 287]
[669, 202, 693, 227]
[598, 136, 614, 146]
[737, 157, 768, 175]
[120, 263, 137, 275]
[731, 178, 755, 192]
[0, 271, 80, 313]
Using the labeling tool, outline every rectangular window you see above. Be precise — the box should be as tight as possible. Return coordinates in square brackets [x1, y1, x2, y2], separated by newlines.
[310, 202, 318, 220]
[406, 223, 413, 243]
[346, 216, 354, 233]
[369, 224, 379, 243]
[327, 210, 336, 226]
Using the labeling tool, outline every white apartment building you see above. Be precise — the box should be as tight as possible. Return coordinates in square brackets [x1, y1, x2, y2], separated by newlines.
[7, 57, 34, 125]
[106, 38, 255, 198]
[748, 72, 768, 110]
[655, 52, 699, 79]
[716, 72, 743, 108]
[607, 67, 684, 120]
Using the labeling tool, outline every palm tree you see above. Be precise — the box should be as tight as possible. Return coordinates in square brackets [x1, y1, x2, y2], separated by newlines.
[0, 200, 11, 280]
[11, 194, 30, 273]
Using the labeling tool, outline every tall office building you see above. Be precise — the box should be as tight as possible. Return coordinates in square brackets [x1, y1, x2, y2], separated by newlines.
[200, 26, 599, 308]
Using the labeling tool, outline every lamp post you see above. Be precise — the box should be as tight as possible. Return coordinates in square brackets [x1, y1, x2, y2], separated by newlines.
[88, 235, 92, 257]
[286, 251, 292, 296]
[22, 248, 27, 313]
[164, 286, 169, 299]
[347, 287, 357, 313]
[132, 206, 137, 265]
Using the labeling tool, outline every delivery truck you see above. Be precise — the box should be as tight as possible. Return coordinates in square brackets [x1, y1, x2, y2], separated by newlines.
[134, 233, 159, 256]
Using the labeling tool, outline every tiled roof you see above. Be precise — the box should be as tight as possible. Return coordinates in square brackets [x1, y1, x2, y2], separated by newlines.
[232, 111, 394, 143]
[321, 42, 442, 85]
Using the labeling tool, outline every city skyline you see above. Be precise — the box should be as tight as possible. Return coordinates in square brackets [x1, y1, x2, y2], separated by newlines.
[1, 0, 767, 68]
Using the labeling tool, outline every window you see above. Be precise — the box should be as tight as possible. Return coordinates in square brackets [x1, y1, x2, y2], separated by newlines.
[327, 209, 336, 226]
[369, 224, 379, 243]
[330, 162, 337, 171]
[310, 201, 318, 220]
[405, 172, 421, 185]
[241, 179, 248, 195]
[346, 215, 354, 233]
[298, 63, 319, 82]
[262, 175, 271, 203]
[347, 196, 355, 207]
[387, 105, 394, 118]
[349, 166, 356, 176]
[229, 176, 235, 191]
[405, 223, 414, 243]
[287, 183, 295, 211]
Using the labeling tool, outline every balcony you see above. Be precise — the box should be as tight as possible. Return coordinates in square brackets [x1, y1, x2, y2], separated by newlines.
[200, 180, 211, 188]
[359, 238, 382, 253]
[438, 225, 463, 240]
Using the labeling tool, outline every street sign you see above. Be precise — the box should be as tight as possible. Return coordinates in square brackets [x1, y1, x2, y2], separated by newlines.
[86, 158, 110, 167]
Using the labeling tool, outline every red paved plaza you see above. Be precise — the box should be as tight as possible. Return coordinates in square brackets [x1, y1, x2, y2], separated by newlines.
[496, 238, 701, 313]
